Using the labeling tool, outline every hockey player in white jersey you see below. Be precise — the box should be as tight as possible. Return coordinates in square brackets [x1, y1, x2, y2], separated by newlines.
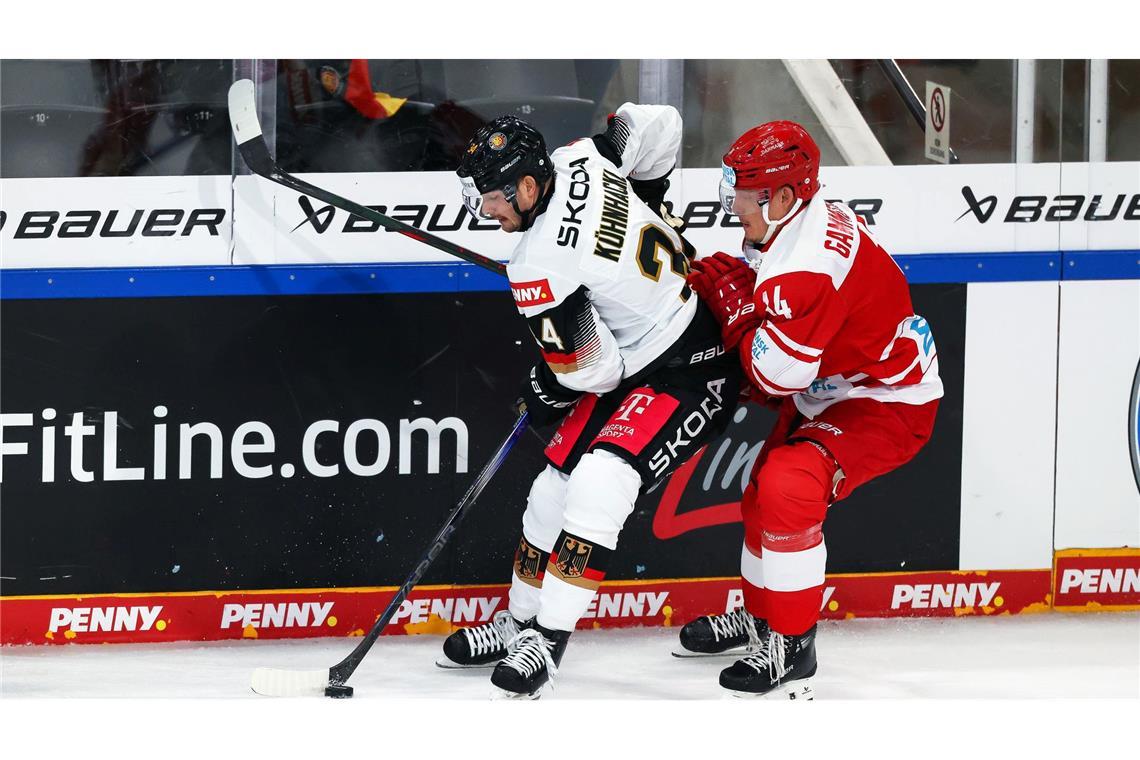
[440, 106, 740, 697]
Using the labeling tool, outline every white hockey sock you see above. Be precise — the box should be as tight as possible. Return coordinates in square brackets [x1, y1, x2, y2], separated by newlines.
[741, 542, 765, 589]
[508, 465, 571, 622]
[536, 573, 596, 632]
[534, 450, 640, 632]
[508, 572, 542, 622]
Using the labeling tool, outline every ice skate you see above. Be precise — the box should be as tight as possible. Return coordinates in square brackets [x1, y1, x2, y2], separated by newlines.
[490, 625, 571, 699]
[674, 607, 768, 657]
[719, 625, 817, 700]
[437, 610, 528, 669]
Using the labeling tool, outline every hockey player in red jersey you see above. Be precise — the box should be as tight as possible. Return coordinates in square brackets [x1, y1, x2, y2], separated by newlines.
[439, 108, 739, 698]
[677, 121, 942, 698]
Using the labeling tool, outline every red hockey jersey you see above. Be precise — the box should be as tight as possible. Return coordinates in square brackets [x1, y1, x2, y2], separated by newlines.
[738, 199, 943, 419]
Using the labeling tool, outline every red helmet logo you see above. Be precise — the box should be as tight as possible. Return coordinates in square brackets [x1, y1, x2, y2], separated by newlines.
[722, 121, 821, 202]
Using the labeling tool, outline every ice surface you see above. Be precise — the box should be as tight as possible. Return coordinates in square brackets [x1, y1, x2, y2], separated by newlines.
[3, 613, 1138, 699]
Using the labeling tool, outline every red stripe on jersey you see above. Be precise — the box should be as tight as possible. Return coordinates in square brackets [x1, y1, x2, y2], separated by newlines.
[541, 335, 602, 369]
[898, 350, 938, 385]
[542, 348, 579, 364]
[582, 567, 606, 582]
[761, 322, 821, 364]
[737, 328, 804, 396]
[750, 367, 803, 396]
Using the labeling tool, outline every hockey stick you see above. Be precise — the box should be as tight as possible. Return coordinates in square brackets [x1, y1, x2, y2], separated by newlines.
[227, 79, 507, 277]
[250, 409, 530, 698]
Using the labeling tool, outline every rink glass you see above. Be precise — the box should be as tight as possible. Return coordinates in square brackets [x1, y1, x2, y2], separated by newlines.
[5, 59, 1139, 180]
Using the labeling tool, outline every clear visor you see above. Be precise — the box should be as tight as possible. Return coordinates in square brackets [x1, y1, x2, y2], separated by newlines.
[719, 176, 770, 216]
[461, 179, 493, 220]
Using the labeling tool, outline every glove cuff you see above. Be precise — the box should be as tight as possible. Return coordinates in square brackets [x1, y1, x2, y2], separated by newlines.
[533, 362, 579, 403]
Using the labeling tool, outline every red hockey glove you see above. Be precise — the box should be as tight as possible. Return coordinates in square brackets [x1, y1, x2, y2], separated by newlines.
[686, 252, 762, 350]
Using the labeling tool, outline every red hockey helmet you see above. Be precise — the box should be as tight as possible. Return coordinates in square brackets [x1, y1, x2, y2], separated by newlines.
[719, 121, 821, 217]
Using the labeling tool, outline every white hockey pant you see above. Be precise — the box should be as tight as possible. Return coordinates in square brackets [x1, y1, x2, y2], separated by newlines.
[508, 450, 642, 631]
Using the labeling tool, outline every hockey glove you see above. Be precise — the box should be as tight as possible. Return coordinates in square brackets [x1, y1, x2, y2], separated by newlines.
[687, 252, 762, 350]
[518, 362, 583, 427]
[629, 176, 686, 234]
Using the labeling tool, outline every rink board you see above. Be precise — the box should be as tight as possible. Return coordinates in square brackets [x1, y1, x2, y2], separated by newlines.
[1, 567, 1055, 646]
[2, 165, 1137, 649]
[11, 550, 1137, 646]
[1052, 549, 1140, 611]
[0, 289, 965, 597]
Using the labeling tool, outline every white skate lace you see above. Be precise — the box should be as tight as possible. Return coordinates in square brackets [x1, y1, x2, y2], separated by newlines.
[463, 610, 519, 657]
[499, 628, 558, 680]
[709, 608, 759, 645]
[738, 631, 789, 681]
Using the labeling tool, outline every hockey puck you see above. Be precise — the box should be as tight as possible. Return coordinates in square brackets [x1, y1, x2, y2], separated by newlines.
[324, 684, 354, 699]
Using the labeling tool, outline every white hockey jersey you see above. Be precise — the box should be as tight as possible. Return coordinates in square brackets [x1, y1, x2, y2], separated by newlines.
[507, 103, 697, 395]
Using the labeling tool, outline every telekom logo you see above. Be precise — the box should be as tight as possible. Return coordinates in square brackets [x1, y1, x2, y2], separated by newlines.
[614, 393, 656, 422]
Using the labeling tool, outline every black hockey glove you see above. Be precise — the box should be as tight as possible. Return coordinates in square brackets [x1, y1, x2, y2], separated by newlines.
[517, 362, 582, 427]
[629, 175, 686, 234]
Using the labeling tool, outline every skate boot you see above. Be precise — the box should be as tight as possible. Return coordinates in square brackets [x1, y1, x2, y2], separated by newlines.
[490, 624, 571, 699]
[437, 610, 528, 669]
[719, 625, 817, 700]
[674, 607, 768, 657]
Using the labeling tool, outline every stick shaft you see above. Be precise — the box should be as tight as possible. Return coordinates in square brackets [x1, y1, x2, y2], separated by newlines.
[328, 410, 530, 685]
[228, 78, 506, 277]
[267, 167, 507, 277]
[229, 80, 526, 690]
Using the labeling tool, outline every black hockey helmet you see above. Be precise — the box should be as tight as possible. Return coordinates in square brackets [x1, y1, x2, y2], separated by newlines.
[457, 115, 554, 229]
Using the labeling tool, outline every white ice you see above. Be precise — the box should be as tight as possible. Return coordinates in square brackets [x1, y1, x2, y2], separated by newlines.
[2, 612, 1138, 699]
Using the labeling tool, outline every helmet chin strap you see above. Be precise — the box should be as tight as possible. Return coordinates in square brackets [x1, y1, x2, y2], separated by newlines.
[759, 197, 803, 246]
[741, 239, 762, 265]
[511, 178, 553, 232]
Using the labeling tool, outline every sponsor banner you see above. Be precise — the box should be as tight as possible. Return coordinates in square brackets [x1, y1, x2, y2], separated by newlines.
[229, 172, 516, 267]
[678, 163, 1140, 257]
[0, 568, 1051, 646]
[4, 163, 1138, 269]
[1053, 549, 1140, 610]
[873, 570, 1049, 617]
[0, 176, 233, 269]
[236, 164, 1140, 266]
[1059, 162, 1140, 252]
[0, 287, 964, 597]
[510, 278, 555, 307]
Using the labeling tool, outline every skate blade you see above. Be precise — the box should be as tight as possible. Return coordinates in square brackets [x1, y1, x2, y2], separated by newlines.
[671, 647, 754, 659]
[726, 679, 814, 701]
[435, 657, 497, 670]
[490, 685, 544, 700]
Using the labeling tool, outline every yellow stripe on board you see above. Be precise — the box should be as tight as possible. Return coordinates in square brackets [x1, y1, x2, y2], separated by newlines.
[1054, 547, 1140, 559]
[0, 567, 1055, 602]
